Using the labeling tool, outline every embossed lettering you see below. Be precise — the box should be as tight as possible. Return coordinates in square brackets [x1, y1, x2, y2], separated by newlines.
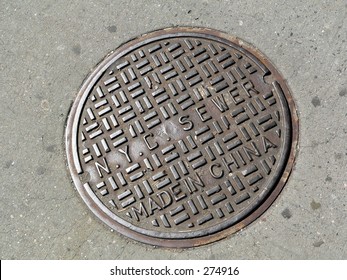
[211, 94, 229, 112]
[131, 202, 149, 221]
[182, 173, 205, 193]
[95, 158, 111, 178]
[235, 150, 247, 165]
[222, 153, 240, 172]
[243, 142, 261, 161]
[169, 184, 187, 201]
[143, 133, 159, 150]
[229, 88, 245, 105]
[242, 81, 259, 97]
[179, 116, 194, 131]
[118, 145, 132, 163]
[210, 163, 224, 179]
[196, 105, 212, 122]
[156, 191, 173, 208]
[148, 197, 162, 214]
[262, 136, 277, 153]
[130, 192, 173, 221]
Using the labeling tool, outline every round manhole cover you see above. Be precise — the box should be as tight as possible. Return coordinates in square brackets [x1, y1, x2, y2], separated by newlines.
[65, 27, 298, 247]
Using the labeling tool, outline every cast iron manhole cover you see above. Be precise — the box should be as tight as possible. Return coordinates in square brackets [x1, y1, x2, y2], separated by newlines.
[66, 27, 298, 247]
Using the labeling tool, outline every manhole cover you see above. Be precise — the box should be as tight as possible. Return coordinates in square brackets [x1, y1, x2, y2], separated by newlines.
[65, 27, 298, 247]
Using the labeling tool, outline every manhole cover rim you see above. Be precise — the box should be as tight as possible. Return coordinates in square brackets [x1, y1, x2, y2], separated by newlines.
[65, 27, 299, 248]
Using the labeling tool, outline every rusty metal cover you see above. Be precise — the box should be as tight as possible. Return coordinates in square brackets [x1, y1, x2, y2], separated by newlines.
[65, 27, 298, 247]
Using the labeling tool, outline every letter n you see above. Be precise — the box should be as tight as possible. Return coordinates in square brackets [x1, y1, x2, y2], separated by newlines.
[95, 158, 111, 178]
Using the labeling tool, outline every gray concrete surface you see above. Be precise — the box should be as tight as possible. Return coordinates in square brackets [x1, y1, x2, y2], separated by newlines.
[1, 0, 346, 259]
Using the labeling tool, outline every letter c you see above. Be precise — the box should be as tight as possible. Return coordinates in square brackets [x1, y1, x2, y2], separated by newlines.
[143, 133, 158, 151]
[210, 163, 224, 179]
